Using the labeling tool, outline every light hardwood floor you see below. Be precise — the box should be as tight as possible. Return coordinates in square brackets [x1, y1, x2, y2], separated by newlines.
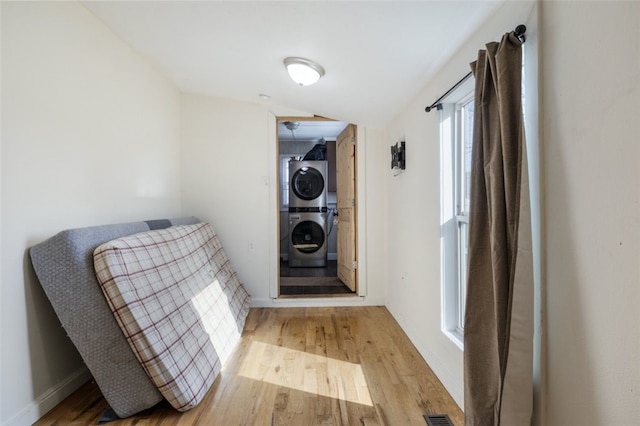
[36, 307, 463, 425]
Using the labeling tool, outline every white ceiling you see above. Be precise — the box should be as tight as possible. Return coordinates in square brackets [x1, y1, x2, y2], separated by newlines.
[82, 1, 503, 128]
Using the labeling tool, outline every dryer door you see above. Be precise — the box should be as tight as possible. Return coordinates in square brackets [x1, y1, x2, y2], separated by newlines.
[291, 220, 325, 253]
[291, 167, 325, 201]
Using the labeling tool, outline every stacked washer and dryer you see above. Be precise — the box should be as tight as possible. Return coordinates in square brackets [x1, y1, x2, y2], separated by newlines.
[288, 160, 329, 267]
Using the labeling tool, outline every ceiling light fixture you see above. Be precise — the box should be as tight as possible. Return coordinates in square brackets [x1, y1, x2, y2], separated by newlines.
[283, 57, 325, 86]
[283, 121, 300, 131]
[283, 121, 299, 142]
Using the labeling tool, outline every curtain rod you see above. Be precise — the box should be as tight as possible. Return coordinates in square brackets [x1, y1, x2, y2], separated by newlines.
[424, 24, 526, 113]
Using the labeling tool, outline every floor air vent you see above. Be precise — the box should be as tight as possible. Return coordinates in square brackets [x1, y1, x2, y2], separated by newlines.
[423, 414, 453, 426]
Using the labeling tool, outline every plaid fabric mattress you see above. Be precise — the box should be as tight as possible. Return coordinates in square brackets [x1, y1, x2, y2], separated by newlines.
[93, 222, 251, 411]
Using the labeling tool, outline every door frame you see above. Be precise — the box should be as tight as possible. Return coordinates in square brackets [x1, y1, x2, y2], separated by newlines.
[268, 115, 367, 300]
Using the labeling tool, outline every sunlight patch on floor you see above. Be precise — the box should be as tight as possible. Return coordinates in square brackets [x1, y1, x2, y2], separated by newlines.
[237, 340, 373, 406]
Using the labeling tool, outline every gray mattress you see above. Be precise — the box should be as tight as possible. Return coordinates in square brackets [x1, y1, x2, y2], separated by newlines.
[29, 217, 200, 418]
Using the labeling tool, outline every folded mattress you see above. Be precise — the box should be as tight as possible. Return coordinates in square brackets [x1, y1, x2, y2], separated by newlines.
[93, 222, 251, 411]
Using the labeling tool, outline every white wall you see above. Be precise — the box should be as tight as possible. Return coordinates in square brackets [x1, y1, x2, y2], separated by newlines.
[358, 126, 387, 304]
[0, 3, 182, 425]
[180, 94, 275, 302]
[180, 94, 386, 306]
[383, 1, 536, 408]
[541, 2, 640, 424]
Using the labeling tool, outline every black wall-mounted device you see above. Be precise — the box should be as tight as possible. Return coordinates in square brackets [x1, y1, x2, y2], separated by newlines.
[390, 141, 406, 171]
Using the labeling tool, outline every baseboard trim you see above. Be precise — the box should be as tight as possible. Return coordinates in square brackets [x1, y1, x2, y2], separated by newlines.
[4, 366, 91, 426]
[251, 296, 384, 308]
[389, 312, 464, 409]
[412, 332, 464, 408]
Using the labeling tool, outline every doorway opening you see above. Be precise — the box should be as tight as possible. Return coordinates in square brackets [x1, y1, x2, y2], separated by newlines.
[277, 117, 358, 297]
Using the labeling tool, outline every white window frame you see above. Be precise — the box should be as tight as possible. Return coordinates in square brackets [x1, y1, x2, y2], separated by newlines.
[279, 155, 291, 210]
[440, 78, 474, 349]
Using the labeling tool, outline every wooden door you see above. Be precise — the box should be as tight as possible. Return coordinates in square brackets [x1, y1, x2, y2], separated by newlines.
[336, 124, 357, 291]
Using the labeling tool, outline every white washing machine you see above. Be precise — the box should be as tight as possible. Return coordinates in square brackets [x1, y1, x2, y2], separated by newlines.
[288, 212, 328, 267]
[289, 160, 328, 209]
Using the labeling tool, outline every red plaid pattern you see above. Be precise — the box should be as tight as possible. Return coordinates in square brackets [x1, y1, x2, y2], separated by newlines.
[93, 223, 251, 411]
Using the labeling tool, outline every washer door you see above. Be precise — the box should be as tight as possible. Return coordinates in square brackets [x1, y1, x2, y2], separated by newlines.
[291, 167, 325, 201]
[291, 220, 325, 253]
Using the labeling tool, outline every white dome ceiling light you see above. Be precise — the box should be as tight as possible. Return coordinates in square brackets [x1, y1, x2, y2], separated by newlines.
[283, 57, 325, 86]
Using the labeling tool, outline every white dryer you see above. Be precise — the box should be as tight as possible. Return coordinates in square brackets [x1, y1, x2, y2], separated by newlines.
[289, 160, 328, 209]
[288, 212, 328, 267]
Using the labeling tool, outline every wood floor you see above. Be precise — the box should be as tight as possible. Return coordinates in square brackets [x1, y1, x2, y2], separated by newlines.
[36, 307, 463, 426]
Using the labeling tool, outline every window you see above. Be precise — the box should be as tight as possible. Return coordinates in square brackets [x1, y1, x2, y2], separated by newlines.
[440, 79, 474, 349]
[280, 155, 290, 209]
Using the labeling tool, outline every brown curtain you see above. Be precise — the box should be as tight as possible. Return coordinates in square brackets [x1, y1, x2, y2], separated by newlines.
[464, 32, 533, 425]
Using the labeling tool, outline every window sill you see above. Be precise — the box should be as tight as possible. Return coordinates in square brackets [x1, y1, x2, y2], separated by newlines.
[443, 329, 464, 351]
